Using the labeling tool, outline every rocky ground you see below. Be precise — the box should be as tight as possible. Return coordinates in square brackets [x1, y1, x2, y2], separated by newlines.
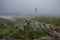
[0, 18, 60, 40]
[0, 36, 60, 40]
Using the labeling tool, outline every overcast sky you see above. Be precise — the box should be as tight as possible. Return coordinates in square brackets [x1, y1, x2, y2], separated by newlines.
[0, 0, 60, 16]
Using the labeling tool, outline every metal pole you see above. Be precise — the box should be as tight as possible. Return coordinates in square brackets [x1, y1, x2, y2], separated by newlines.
[35, 8, 37, 17]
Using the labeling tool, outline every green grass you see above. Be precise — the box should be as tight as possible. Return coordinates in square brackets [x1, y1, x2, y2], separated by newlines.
[32, 16, 60, 27]
[0, 16, 60, 39]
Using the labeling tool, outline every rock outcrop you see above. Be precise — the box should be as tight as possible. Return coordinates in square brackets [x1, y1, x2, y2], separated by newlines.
[14, 18, 60, 38]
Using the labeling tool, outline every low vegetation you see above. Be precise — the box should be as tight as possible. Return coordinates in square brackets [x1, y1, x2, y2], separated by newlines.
[32, 16, 60, 26]
[0, 16, 60, 40]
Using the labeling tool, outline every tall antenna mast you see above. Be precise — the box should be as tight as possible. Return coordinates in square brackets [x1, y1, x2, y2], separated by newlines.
[35, 8, 37, 17]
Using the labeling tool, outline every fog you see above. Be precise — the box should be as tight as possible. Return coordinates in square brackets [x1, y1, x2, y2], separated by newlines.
[0, 0, 60, 16]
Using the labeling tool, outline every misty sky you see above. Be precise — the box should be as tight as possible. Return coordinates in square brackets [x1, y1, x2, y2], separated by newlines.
[0, 0, 60, 16]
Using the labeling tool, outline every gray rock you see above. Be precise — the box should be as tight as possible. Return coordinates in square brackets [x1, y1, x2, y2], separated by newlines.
[14, 18, 60, 38]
